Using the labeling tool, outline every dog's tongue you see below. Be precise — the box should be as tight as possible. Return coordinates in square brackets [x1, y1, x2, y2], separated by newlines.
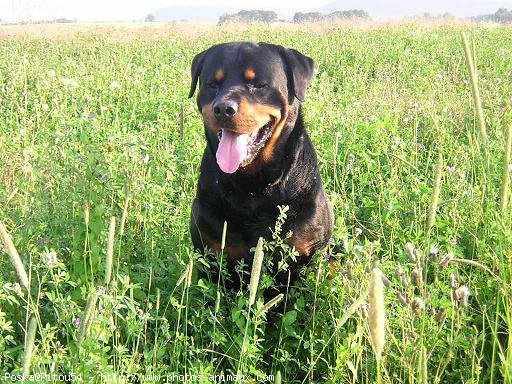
[216, 129, 249, 174]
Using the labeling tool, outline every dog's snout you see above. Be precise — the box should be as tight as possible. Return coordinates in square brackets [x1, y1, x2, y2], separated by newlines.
[213, 100, 238, 120]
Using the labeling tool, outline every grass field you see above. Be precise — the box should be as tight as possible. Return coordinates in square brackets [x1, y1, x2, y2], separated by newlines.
[0, 22, 511, 383]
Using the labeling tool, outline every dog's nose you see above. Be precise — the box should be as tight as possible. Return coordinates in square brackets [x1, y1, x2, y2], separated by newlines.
[213, 100, 238, 120]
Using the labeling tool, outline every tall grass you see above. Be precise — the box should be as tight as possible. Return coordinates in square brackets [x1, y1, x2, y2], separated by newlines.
[0, 22, 510, 383]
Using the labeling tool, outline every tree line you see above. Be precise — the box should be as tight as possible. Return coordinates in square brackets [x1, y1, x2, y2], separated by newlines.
[214, 8, 512, 25]
[473, 8, 512, 23]
[217, 9, 369, 25]
[293, 10, 369, 22]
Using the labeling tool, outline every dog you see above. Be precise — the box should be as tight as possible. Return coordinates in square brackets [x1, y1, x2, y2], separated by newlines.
[188, 41, 333, 287]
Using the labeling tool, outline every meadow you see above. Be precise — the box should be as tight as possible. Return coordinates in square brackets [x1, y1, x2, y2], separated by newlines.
[0, 21, 511, 383]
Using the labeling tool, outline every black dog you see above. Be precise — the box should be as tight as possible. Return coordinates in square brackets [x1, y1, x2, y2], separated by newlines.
[188, 42, 333, 287]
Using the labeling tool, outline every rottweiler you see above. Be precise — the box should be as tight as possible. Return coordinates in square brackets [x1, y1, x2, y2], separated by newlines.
[188, 41, 333, 288]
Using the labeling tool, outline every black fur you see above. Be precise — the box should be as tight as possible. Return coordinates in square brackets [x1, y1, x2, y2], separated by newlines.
[188, 42, 333, 287]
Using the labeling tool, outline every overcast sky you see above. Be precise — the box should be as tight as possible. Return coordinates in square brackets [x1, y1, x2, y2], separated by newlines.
[2, 0, 319, 21]
[1, 0, 511, 22]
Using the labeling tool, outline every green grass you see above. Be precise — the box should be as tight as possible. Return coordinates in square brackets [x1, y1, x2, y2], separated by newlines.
[0, 22, 511, 383]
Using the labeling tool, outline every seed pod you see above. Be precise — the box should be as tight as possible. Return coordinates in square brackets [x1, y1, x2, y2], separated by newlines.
[343, 237, 349, 253]
[78, 289, 99, 344]
[449, 273, 458, 289]
[360, 301, 368, 319]
[394, 267, 402, 280]
[500, 125, 512, 213]
[381, 273, 391, 287]
[257, 294, 284, 318]
[420, 345, 428, 383]
[185, 259, 194, 289]
[411, 297, 425, 315]
[430, 247, 439, 259]
[461, 32, 487, 143]
[248, 237, 265, 306]
[346, 260, 354, 280]
[316, 257, 324, 283]
[427, 153, 444, 231]
[84, 203, 90, 226]
[405, 242, 416, 262]
[440, 252, 454, 269]
[104, 216, 116, 286]
[220, 221, 227, 251]
[455, 285, 471, 308]
[411, 268, 423, 287]
[215, 291, 221, 314]
[274, 371, 282, 384]
[395, 291, 409, 306]
[327, 260, 340, 280]
[368, 268, 386, 361]
[22, 316, 37, 377]
[435, 308, 447, 323]
[395, 265, 409, 287]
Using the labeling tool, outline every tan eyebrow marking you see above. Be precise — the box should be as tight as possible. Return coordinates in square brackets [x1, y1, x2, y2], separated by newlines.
[244, 67, 256, 81]
[214, 69, 224, 81]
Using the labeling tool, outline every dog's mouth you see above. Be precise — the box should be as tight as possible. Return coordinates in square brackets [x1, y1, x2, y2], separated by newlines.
[216, 119, 275, 174]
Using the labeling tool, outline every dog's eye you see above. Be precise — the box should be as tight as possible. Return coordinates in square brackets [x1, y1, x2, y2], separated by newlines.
[254, 83, 268, 89]
[247, 83, 268, 92]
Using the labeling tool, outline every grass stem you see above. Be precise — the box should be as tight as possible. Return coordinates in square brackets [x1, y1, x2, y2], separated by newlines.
[0, 221, 29, 290]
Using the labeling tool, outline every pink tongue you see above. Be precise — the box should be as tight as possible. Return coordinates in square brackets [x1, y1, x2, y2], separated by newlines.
[216, 129, 249, 174]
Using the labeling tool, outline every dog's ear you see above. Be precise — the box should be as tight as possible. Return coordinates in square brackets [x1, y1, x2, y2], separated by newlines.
[280, 47, 315, 102]
[188, 49, 208, 98]
[260, 43, 314, 102]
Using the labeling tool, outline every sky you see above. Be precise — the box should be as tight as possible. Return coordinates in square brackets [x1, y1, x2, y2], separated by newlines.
[1, 0, 511, 22]
[1, 0, 328, 22]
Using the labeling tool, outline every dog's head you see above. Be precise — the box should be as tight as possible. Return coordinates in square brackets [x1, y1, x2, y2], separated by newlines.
[188, 42, 314, 174]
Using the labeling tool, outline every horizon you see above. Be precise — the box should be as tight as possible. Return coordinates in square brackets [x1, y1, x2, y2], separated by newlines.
[1, 0, 512, 23]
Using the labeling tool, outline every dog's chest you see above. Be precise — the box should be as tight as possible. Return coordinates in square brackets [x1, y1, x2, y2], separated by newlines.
[220, 188, 278, 217]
